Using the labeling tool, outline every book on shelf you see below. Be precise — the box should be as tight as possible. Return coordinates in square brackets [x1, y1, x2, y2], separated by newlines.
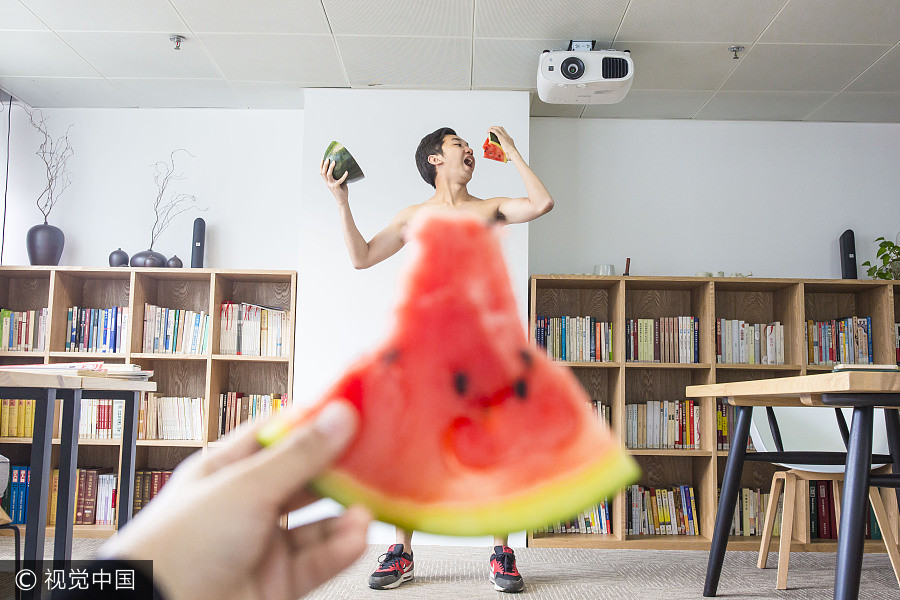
[64, 306, 127, 353]
[831, 363, 899, 372]
[0, 399, 35, 437]
[535, 497, 613, 534]
[217, 392, 291, 439]
[623, 316, 699, 363]
[625, 399, 698, 450]
[137, 394, 205, 441]
[626, 484, 698, 536]
[895, 323, 899, 364]
[535, 316, 613, 362]
[0, 361, 153, 380]
[219, 301, 289, 357]
[142, 304, 210, 355]
[716, 319, 784, 365]
[0, 308, 48, 352]
[715, 399, 756, 451]
[132, 469, 172, 515]
[806, 316, 874, 366]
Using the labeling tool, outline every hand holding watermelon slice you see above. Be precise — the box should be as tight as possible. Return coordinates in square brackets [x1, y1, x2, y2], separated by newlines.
[482, 126, 517, 163]
[260, 211, 639, 536]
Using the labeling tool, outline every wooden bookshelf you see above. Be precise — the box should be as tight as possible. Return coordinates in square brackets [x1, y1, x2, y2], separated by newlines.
[0, 266, 296, 538]
[527, 275, 899, 552]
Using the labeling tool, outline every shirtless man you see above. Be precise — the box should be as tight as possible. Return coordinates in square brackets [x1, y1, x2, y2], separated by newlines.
[320, 125, 553, 593]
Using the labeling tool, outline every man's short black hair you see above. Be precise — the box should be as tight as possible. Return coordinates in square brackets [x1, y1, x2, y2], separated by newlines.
[415, 127, 456, 188]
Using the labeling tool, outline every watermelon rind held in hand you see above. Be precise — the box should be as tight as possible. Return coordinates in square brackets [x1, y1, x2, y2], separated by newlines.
[259, 212, 639, 536]
[323, 141, 365, 183]
[482, 132, 508, 163]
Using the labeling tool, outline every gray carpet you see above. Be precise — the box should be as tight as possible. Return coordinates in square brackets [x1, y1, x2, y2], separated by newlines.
[0, 538, 897, 599]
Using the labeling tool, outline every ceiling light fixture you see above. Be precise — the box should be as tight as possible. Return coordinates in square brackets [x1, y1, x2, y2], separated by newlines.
[728, 45, 744, 60]
[169, 35, 185, 50]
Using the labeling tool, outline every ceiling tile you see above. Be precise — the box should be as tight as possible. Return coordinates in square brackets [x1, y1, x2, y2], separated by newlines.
[847, 46, 900, 92]
[760, 0, 900, 45]
[530, 94, 585, 117]
[231, 82, 306, 108]
[721, 43, 889, 92]
[474, 39, 569, 89]
[20, 0, 187, 32]
[323, 0, 473, 37]
[0, 0, 48, 30]
[0, 76, 131, 107]
[110, 78, 244, 108]
[474, 0, 628, 40]
[0, 31, 97, 77]
[582, 89, 713, 118]
[58, 32, 221, 78]
[336, 36, 470, 88]
[616, 0, 787, 43]
[806, 92, 900, 122]
[200, 34, 347, 85]
[170, 0, 331, 34]
[612, 42, 739, 90]
[694, 90, 832, 120]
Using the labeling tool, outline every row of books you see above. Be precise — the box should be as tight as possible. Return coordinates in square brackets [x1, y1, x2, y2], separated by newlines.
[716, 399, 757, 451]
[1, 466, 30, 524]
[626, 317, 700, 364]
[535, 498, 613, 534]
[67, 469, 118, 526]
[0, 399, 36, 438]
[626, 484, 699, 536]
[895, 323, 899, 363]
[806, 317, 874, 365]
[64, 306, 129, 353]
[218, 392, 291, 438]
[138, 394, 206, 441]
[716, 320, 785, 365]
[0, 308, 47, 352]
[142, 304, 211, 355]
[727, 487, 776, 537]
[132, 470, 172, 515]
[220, 301, 289, 357]
[79, 398, 126, 439]
[590, 399, 610, 425]
[534, 316, 613, 362]
[624, 400, 700, 450]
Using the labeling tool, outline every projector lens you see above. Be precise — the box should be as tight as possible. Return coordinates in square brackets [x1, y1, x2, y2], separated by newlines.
[561, 57, 584, 80]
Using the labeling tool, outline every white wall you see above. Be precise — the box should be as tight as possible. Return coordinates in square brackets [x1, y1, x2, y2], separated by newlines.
[2, 107, 303, 269]
[297, 89, 531, 547]
[528, 118, 900, 278]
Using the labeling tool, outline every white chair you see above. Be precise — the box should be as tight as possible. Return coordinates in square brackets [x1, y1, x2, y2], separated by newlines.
[752, 406, 900, 589]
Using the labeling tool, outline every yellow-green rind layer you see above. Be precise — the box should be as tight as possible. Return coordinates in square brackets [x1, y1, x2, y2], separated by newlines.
[312, 447, 640, 536]
[257, 417, 294, 448]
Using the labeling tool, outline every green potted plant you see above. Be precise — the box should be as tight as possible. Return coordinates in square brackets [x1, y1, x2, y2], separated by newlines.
[861, 235, 900, 280]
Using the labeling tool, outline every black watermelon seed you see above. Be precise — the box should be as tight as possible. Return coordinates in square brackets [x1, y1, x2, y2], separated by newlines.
[382, 349, 400, 364]
[513, 379, 528, 400]
[454, 372, 468, 395]
[519, 348, 533, 367]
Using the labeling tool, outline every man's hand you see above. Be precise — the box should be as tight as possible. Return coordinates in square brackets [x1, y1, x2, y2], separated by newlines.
[321, 158, 350, 206]
[487, 126, 521, 161]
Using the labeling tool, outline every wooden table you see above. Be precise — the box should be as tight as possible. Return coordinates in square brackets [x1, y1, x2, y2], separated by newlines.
[686, 371, 900, 600]
[0, 370, 155, 576]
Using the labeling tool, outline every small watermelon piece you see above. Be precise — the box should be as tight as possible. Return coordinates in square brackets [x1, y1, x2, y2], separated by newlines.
[482, 132, 508, 163]
[259, 212, 639, 536]
[323, 140, 365, 183]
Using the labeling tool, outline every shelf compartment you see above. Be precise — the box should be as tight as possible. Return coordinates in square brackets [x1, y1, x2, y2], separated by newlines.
[48, 271, 131, 353]
[714, 281, 801, 366]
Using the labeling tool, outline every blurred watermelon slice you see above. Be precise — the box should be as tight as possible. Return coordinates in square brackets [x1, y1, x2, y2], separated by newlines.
[259, 212, 638, 535]
[323, 140, 365, 183]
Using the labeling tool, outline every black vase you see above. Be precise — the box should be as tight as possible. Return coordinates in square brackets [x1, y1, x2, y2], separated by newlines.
[26, 223, 65, 265]
[109, 248, 129, 267]
[167, 255, 183, 268]
[130, 249, 167, 267]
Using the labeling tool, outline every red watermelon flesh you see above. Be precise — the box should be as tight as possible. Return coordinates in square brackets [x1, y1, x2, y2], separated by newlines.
[260, 212, 638, 535]
[482, 132, 508, 163]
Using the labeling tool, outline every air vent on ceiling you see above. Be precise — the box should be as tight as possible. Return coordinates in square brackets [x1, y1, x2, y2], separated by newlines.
[602, 57, 629, 79]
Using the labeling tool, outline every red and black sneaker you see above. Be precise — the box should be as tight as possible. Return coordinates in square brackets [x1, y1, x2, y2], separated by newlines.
[368, 544, 414, 590]
[490, 545, 524, 593]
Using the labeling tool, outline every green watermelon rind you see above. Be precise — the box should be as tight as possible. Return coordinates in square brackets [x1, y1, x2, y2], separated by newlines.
[312, 446, 640, 536]
[324, 141, 365, 183]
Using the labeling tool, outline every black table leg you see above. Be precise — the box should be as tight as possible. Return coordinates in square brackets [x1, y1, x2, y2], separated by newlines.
[704, 404, 752, 597]
[883, 408, 900, 515]
[23, 388, 55, 600]
[116, 391, 140, 529]
[834, 405, 874, 600]
[54, 389, 81, 566]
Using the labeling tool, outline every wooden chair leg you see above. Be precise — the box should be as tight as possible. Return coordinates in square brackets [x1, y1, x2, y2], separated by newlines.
[777, 473, 798, 590]
[759, 472, 786, 569]
[833, 479, 842, 531]
[869, 488, 900, 588]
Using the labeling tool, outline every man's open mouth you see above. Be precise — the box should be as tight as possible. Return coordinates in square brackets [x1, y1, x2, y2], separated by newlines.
[464, 156, 475, 168]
